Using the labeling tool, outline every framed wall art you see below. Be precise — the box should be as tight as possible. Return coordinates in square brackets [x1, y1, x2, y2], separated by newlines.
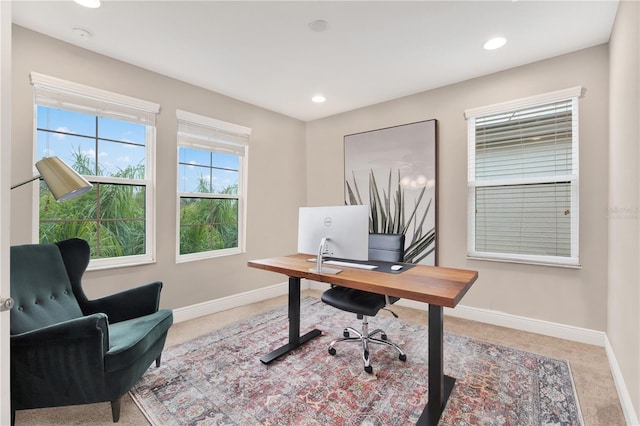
[344, 119, 437, 265]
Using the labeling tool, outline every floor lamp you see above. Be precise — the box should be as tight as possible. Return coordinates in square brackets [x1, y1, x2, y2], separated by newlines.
[11, 156, 92, 201]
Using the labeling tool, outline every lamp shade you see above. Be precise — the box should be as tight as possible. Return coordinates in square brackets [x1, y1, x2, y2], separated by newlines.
[35, 157, 92, 201]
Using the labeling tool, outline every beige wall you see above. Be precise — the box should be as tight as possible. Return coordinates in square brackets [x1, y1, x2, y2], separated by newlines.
[11, 24, 614, 331]
[11, 25, 306, 308]
[608, 0, 640, 415]
[306, 45, 610, 331]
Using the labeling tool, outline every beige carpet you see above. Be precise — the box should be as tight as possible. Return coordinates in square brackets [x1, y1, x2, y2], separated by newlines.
[14, 290, 625, 425]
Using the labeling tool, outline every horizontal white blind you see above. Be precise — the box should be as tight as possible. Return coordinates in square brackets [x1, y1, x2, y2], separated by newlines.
[467, 92, 580, 267]
[31, 72, 159, 126]
[177, 110, 250, 156]
[475, 100, 574, 181]
[475, 183, 572, 257]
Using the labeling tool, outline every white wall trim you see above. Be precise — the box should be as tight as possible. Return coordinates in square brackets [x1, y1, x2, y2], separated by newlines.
[172, 281, 291, 323]
[605, 335, 640, 425]
[443, 304, 605, 347]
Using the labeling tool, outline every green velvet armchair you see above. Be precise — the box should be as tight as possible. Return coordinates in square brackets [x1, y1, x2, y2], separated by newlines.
[10, 238, 173, 423]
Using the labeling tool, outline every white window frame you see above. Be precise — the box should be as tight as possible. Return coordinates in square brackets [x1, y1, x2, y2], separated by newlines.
[465, 87, 583, 268]
[176, 110, 250, 262]
[30, 72, 159, 270]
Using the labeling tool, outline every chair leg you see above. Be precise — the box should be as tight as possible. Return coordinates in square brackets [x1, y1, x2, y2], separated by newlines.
[369, 335, 407, 360]
[327, 315, 406, 373]
[111, 397, 121, 423]
[361, 334, 372, 373]
[368, 328, 385, 339]
[155, 353, 162, 367]
[328, 327, 362, 346]
[361, 316, 373, 373]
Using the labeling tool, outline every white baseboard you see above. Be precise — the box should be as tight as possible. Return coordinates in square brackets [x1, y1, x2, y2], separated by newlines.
[173, 279, 635, 425]
[605, 335, 640, 425]
[443, 304, 606, 347]
[172, 281, 290, 323]
[307, 281, 605, 346]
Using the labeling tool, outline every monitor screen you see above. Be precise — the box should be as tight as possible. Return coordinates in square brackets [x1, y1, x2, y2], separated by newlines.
[297, 205, 369, 261]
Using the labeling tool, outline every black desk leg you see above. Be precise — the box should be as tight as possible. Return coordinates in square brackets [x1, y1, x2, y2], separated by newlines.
[417, 305, 455, 425]
[260, 276, 322, 364]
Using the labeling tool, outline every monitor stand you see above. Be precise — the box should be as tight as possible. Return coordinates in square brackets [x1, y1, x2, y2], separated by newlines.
[309, 237, 342, 274]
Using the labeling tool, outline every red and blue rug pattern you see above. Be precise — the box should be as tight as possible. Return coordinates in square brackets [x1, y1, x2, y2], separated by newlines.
[130, 298, 583, 425]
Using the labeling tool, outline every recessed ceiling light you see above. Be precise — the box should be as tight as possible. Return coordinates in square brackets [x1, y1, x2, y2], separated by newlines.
[483, 37, 507, 50]
[73, 0, 101, 8]
[309, 20, 329, 33]
[312, 95, 326, 103]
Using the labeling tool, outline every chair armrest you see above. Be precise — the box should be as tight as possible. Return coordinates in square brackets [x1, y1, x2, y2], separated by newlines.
[81, 281, 163, 324]
[11, 313, 109, 374]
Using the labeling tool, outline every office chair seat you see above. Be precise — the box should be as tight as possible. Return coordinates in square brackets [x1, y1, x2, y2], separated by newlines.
[321, 233, 407, 374]
[321, 287, 398, 317]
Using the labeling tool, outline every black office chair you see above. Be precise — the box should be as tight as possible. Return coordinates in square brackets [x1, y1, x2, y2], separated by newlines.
[321, 233, 407, 373]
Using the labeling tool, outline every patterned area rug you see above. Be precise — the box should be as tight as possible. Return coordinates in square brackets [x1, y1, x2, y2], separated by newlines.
[130, 298, 583, 425]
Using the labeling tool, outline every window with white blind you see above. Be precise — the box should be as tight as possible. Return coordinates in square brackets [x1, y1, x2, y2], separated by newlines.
[465, 87, 583, 267]
[31, 72, 159, 269]
[176, 110, 250, 261]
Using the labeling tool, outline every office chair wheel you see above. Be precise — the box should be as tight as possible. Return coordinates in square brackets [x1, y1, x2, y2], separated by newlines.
[328, 347, 337, 356]
[399, 354, 407, 362]
[343, 330, 350, 338]
[364, 365, 373, 374]
[381, 333, 388, 340]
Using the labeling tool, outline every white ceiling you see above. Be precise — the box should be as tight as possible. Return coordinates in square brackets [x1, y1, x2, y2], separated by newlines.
[12, 1, 619, 122]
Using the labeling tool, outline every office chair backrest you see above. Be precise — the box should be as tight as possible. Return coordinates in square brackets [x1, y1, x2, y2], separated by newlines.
[368, 233, 405, 263]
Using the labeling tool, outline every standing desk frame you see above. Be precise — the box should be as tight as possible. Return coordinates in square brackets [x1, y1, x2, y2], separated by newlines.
[248, 254, 477, 425]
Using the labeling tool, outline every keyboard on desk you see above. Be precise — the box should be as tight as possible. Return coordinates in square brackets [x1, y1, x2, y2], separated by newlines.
[307, 258, 378, 270]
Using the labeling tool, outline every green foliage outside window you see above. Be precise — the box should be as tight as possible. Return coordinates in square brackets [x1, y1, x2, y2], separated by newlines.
[179, 179, 239, 255]
[40, 153, 240, 258]
[39, 150, 146, 259]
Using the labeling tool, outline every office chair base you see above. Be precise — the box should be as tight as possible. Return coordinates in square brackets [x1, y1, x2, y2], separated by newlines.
[328, 319, 406, 374]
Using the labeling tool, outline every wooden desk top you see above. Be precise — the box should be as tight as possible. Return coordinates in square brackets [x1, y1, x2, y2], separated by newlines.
[248, 253, 478, 308]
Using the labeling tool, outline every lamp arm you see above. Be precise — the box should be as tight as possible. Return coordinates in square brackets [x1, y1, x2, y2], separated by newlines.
[10, 174, 42, 190]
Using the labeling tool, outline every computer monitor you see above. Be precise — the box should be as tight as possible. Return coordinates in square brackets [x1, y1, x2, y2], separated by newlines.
[297, 205, 369, 274]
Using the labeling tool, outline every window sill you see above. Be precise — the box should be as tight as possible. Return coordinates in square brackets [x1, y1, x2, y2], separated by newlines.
[87, 256, 156, 271]
[467, 254, 581, 269]
[176, 247, 244, 264]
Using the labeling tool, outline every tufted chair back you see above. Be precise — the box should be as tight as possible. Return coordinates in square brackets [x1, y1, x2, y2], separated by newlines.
[10, 242, 84, 335]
